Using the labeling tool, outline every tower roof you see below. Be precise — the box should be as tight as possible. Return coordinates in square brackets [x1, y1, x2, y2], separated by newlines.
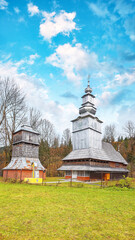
[79, 75, 96, 115]
[14, 124, 40, 135]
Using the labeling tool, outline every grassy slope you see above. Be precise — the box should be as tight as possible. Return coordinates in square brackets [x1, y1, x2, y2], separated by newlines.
[0, 182, 135, 240]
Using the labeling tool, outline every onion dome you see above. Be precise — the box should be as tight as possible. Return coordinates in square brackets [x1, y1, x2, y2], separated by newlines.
[85, 75, 92, 93]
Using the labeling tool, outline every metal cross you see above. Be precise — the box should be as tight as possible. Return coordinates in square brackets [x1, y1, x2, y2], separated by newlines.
[88, 74, 90, 86]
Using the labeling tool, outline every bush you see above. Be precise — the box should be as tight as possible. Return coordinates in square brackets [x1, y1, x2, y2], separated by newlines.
[3, 177, 23, 184]
[116, 177, 132, 188]
[76, 183, 84, 188]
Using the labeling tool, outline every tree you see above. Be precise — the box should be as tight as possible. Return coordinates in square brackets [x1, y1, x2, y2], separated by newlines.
[29, 107, 42, 131]
[61, 128, 71, 146]
[0, 78, 26, 160]
[127, 151, 135, 177]
[39, 139, 50, 166]
[117, 136, 123, 142]
[0, 78, 21, 127]
[103, 124, 116, 143]
[39, 119, 56, 146]
[61, 128, 72, 157]
[123, 121, 135, 139]
[52, 136, 60, 148]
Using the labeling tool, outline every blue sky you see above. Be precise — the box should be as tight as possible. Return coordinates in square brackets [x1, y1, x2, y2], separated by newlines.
[0, 0, 135, 136]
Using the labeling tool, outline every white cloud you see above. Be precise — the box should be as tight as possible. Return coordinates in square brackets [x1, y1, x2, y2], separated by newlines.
[24, 45, 33, 51]
[0, 60, 47, 95]
[88, 2, 118, 22]
[14, 7, 20, 14]
[114, 0, 135, 17]
[124, 16, 135, 41]
[14, 59, 25, 67]
[95, 91, 112, 108]
[114, 70, 135, 85]
[11, 53, 40, 66]
[0, 59, 78, 135]
[27, 3, 39, 16]
[98, 101, 135, 137]
[0, 0, 8, 10]
[40, 10, 77, 41]
[1, 53, 11, 61]
[52, 0, 60, 9]
[50, 73, 53, 79]
[46, 43, 99, 85]
[0, 61, 48, 112]
[118, 104, 135, 131]
[101, 91, 111, 102]
[27, 53, 40, 65]
[18, 17, 25, 23]
[100, 68, 135, 91]
[27, 3, 78, 41]
[88, 2, 109, 18]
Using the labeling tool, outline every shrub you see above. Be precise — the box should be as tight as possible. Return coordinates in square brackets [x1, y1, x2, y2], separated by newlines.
[116, 177, 132, 188]
[76, 183, 84, 188]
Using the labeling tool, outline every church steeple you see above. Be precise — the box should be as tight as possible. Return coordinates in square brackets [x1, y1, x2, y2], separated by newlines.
[79, 75, 97, 115]
[85, 75, 92, 93]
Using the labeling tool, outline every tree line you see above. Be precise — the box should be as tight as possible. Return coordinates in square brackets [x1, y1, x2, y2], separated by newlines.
[103, 123, 135, 177]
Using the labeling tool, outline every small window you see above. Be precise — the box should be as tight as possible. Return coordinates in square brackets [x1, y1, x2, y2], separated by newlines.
[85, 171, 90, 177]
[66, 171, 71, 176]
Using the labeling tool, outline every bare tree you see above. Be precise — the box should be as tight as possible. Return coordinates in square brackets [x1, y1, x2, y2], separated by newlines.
[123, 121, 135, 138]
[103, 124, 116, 143]
[29, 107, 42, 131]
[0, 78, 20, 127]
[39, 119, 56, 146]
[0, 78, 26, 159]
[61, 128, 71, 146]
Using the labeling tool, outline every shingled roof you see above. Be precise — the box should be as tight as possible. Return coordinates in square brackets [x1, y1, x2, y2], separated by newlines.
[62, 142, 127, 165]
[14, 124, 39, 135]
[58, 165, 128, 172]
[3, 158, 45, 171]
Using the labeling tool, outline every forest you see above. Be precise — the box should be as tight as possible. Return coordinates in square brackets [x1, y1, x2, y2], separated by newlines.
[0, 78, 135, 177]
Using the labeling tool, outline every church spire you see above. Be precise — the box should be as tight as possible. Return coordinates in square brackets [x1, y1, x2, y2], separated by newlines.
[88, 74, 90, 87]
[85, 74, 92, 93]
[79, 75, 97, 115]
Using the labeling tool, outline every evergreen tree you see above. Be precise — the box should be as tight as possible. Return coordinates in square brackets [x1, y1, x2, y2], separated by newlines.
[39, 139, 50, 168]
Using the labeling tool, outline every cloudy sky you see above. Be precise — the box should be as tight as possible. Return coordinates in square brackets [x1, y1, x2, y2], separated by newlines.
[0, 0, 135, 137]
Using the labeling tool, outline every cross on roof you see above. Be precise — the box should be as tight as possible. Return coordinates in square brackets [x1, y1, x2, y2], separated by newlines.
[88, 74, 90, 87]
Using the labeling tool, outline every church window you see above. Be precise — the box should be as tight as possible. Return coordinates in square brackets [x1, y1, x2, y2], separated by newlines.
[85, 171, 89, 176]
[66, 171, 71, 176]
[78, 171, 85, 176]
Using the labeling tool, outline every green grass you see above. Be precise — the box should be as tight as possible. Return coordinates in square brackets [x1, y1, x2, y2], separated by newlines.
[44, 177, 64, 182]
[0, 181, 135, 240]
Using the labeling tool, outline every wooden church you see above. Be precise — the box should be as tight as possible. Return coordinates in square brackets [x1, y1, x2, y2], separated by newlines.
[3, 125, 46, 180]
[58, 78, 129, 181]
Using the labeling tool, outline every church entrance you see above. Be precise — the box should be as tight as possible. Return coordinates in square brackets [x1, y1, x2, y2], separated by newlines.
[103, 173, 110, 181]
[72, 171, 77, 179]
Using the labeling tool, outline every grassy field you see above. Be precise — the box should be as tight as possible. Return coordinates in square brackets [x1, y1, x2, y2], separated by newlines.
[0, 180, 135, 240]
